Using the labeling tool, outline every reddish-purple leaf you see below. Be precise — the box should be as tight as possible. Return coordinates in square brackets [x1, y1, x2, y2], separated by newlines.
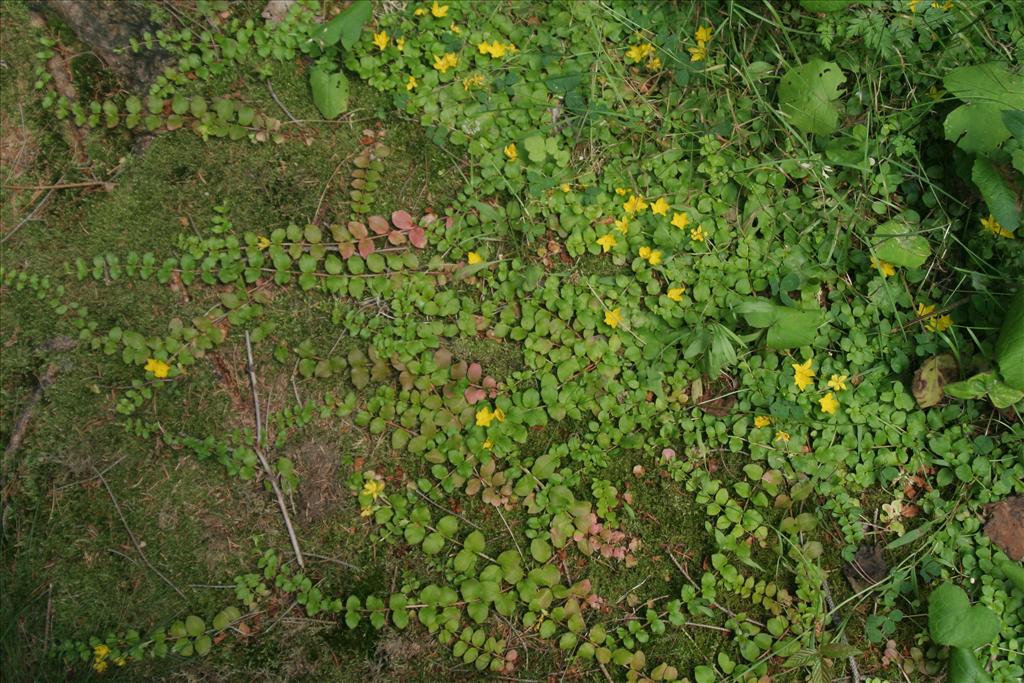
[468, 362, 482, 383]
[420, 213, 438, 226]
[358, 237, 375, 257]
[464, 387, 486, 404]
[348, 221, 368, 240]
[408, 227, 427, 248]
[368, 215, 389, 235]
[391, 210, 414, 230]
[338, 240, 355, 259]
[450, 360, 467, 380]
[387, 230, 407, 246]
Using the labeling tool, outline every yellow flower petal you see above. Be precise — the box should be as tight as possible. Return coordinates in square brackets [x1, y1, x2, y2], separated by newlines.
[596, 234, 617, 253]
[667, 287, 685, 301]
[775, 430, 790, 442]
[604, 307, 623, 329]
[372, 31, 388, 51]
[671, 212, 690, 229]
[624, 194, 648, 214]
[467, 251, 483, 265]
[827, 374, 848, 391]
[431, 1, 448, 18]
[614, 217, 629, 234]
[144, 358, 170, 379]
[754, 415, 772, 428]
[650, 197, 670, 216]
[819, 392, 839, 415]
[406, 75, 418, 91]
[476, 407, 494, 427]
[504, 143, 517, 161]
[690, 226, 705, 242]
[792, 358, 815, 391]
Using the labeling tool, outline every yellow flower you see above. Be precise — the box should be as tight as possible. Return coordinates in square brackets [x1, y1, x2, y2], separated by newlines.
[596, 234, 617, 253]
[819, 392, 839, 415]
[561, 183, 571, 192]
[625, 43, 654, 63]
[928, 314, 953, 333]
[690, 226, 705, 242]
[639, 246, 652, 260]
[615, 187, 628, 196]
[981, 214, 1014, 238]
[114, 657, 126, 667]
[94, 644, 110, 659]
[493, 408, 505, 422]
[431, 1, 448, 18]
[462, 73, 485, 90]
[775, 430, 790, 442]
[604, 307, 623, 329]
[688, 44, 707, 62]
[870, 256, 895, 277]
[360, 506, 374, 517]
[624, 194, 648, 214]
[406, 75, 418, 91]
[647, 249, 662, 266]
[614, 217, 630, 234]
[467, 251, 483, 265]
[449, 22, 461, 33]
[792, 358, 815, 391]
[483, 439, 493, 449]
[695, 26, 713, 44]
[671, 212, 690, 229]
[917, 303, 936, 318]
[396, 37, 405, 51]
[478, 41, 507, 58]
[827, 374, 848, 391]
[754, 415, 772, 428]
[646, 56, 662, 70]
[373, 31, 388, 51]
[650, 197, 670, 216]
[504, 143, 517, 161]
[476, 406, 496, 427]
[93, 659, 109, 673]
[433, 52, 458, 73]
[256, 236, 271, 250]
[144, 358, 170, 379]
[362, 479, 385, 500]
[415, 7, 426, 15]
[667, 287, 685, 302]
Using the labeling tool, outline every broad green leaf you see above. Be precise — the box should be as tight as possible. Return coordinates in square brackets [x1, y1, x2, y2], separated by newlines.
[928, 583, 999, 648]
[530, 537, 552, 563]
[194, 634, 212, 656]
[422, 532, 445, 555]
[872, 220, 931, 268]
[464, 530, 486, 554]
[948, 647, 994, 683]
[972, 157, 1020, 232]
[944, 104, 1012, 154]
[799, 0, 855, 11]
[310, 66, 349, 119]
[766, 307, 820, 349]
[995, 289, 1024, 389]
[309, 0, 372, 49]
[778, 59, 846, 134]
[523, 135, 547, 163]
[185, 615, 205, 637]
[944, 63, 1024, 109]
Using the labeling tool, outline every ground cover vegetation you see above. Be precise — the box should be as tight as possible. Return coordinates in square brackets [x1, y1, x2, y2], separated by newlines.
[1, 0, 1022, 681]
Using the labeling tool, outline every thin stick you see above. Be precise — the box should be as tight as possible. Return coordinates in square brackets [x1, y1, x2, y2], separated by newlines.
[266, 79, 301, 126]
[822, 576, 862, 683]
[411, 487, 481, 530]
[494, 503, 525, 562]
[95, 467, 188, 601]
[244, 330, 305, 568]
[2, 180, 112, 191]
[0, 186, 55, 244]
